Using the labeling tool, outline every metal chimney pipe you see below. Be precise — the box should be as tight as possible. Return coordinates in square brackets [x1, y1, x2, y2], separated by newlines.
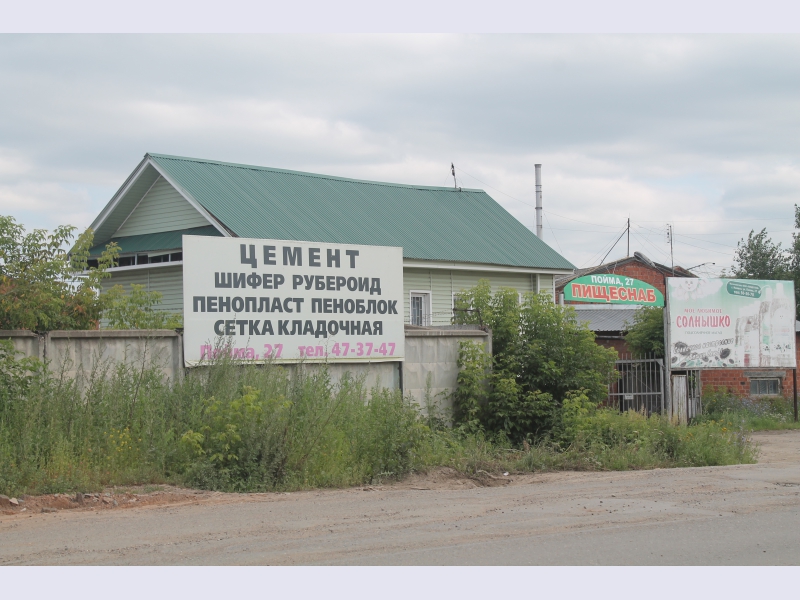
[535, 164, 543, 240]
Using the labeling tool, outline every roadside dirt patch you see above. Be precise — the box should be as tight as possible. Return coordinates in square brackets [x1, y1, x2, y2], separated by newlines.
[4, 430, 798, 518]
[0, 485, 221, 516]
[387, 466, 535, 490]
[752, 429, 800, 464]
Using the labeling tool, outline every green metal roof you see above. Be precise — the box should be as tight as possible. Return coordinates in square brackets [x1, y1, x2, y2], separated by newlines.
[106, 153, 574, 270]
[89, 225, 222, 256]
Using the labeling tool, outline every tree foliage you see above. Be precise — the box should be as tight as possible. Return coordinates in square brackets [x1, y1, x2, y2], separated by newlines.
[732, 228, 790, 280]
[731, 205, 800, 314]
[102, 284, 183, 330]
[624, 306, 665, 357]
[453, 281, 617, 441]
[0, 215, 118, 331]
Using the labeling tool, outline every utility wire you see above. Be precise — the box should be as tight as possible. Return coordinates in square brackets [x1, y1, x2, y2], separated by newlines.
[598, 228, 629, 266]
[672, 238, 736, 256]
[542, 211, 564, 255]
[674, 233, 739, 249]
[582, 225, 629, 268]
[630, 228, 673, 262]
[452, 165, 537, 209]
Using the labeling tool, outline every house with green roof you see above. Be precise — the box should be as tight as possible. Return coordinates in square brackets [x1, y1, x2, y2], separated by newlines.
[89, 153, 575, 325]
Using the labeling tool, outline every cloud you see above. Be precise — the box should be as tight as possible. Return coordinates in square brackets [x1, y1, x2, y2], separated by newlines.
[1, 34, 799, 272]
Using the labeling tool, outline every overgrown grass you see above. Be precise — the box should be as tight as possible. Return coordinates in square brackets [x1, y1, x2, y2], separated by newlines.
[697, 387, 800, 431]
[0, 340, 758, 496]
[518, 411, 755, 472]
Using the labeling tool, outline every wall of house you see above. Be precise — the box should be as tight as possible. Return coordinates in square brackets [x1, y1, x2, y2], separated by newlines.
[102, 265, 558, 326]
[403, 267, 553, 326]
[102, 265, 184, 313]
[115, 177, 209, 237]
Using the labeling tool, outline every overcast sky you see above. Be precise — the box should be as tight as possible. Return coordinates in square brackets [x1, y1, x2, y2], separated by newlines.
[1, 34, 799, 274]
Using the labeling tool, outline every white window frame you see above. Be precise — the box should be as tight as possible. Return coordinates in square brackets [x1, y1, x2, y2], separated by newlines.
[409, 290, 432, 326]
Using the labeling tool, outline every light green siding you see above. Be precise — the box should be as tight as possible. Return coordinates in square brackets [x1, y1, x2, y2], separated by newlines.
[102, 266, 184, 313]
[148, 266, 184, 313]
[538, 274, 554, 298]
[403, 268, 546, 325]
[115, 177, 209, 237]
[102, 265, 557, 327]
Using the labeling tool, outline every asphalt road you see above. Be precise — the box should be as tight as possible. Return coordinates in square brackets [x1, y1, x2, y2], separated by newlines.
[2, 430, 799, 565]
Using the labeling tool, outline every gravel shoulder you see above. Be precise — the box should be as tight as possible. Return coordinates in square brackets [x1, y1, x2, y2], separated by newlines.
[2, 430, 799, 565]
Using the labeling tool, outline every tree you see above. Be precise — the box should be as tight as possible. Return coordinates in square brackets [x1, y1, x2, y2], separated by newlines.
[731, 205, 800, 315]
[0, 215, 118, 331]
[624, 306, 665, 358]
[732, 228, 789, 280]
[102, 284, 183, 329]
[453, 281, 617, 441]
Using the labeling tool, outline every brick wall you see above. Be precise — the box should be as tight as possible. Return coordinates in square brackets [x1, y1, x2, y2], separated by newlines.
[606, 262, 669, 295]
[558, 258, 670, 305]
[699, 331, 800, 399]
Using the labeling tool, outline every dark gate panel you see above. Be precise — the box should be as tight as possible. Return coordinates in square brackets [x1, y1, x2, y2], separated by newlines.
[609, 353, 665, 415]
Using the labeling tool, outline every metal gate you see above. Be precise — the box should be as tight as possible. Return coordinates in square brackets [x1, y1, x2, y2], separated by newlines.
[608, 353, 665, 415]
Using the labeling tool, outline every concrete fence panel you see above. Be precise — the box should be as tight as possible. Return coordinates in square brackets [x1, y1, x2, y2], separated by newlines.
[2, 327, 488, 414]
[1, 330, 42, 360]
[403, 328, 491, 416]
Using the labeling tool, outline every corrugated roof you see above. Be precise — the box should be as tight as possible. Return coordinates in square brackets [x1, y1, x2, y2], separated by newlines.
[573, 308, 637, 333]
[145, 153, 574, 271]
[89, 225, 222, 256]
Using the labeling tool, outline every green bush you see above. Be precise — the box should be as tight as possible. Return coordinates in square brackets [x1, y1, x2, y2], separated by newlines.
[699, 386, 799, 430]
[453, 281, 617, 441]
[102, 284, 183, 329]
[0, 215, 118, 331]
[518, 407, 756, 471]
[624, 306, 664, 357]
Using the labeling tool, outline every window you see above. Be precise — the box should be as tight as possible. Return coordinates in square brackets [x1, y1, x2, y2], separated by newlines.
[750, 378, 781, 396]
[117, 256, 135, 267]
[410, 291, 431, 326]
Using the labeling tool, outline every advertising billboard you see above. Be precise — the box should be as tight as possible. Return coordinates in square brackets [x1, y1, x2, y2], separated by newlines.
[183, 236, 405, 366]
[564, 274, 664, 306]
[667, 278, 796, 369]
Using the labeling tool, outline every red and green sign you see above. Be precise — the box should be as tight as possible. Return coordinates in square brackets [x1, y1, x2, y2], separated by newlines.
[565, 274, 664, 306]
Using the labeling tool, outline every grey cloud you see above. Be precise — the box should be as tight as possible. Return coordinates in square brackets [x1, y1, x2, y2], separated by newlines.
[1, 34, 800, 270]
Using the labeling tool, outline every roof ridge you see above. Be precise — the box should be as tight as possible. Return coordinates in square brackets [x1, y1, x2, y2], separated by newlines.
[147, 153, 485, 194]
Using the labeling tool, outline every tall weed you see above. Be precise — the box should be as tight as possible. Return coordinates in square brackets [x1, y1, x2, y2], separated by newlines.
[0, 344, 760, 496]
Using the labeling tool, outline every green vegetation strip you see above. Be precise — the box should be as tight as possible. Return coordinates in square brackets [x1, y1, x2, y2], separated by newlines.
[1, 339, 756, 497]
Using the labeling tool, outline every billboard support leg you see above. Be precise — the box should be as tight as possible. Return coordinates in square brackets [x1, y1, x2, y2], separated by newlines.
[794, 368, 797, 423]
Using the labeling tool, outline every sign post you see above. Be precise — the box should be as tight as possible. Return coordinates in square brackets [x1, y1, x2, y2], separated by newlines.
[182, 236, 405, 366]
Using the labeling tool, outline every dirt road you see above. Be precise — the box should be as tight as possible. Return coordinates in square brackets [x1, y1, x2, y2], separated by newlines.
[2, 430, 799, 565]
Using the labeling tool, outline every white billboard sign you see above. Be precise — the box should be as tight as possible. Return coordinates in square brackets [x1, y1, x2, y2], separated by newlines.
[667, 278, 796, 369]
[183, 236, 404, 366]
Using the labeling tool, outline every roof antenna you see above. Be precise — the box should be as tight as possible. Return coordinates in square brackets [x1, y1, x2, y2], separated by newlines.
[451, 163, 459, 190]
